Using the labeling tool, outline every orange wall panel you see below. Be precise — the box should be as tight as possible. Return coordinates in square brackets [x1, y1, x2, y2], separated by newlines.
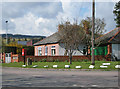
[34, 43, 59, 56]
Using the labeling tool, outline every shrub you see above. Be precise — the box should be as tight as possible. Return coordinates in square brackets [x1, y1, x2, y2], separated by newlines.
[73, 59, 77, 62]
[83, 59, 89, 62]
[64, 60, 68, 62]
[39, 60, 42, 62]
[42, 59, 47, 62]
[34, 59, 38, 62]
[54, 59, 59, 62]
[77, 59, 82, 62]
[52, 59, 59, 62]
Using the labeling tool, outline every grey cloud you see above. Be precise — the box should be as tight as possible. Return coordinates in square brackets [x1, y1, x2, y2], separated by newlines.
[2, 2, 63, 35]
[2, 2, 63, 19]
[1, 1, 116, 36]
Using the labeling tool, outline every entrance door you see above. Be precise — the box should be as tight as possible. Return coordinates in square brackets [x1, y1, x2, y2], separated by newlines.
[5, 53, 11, 63]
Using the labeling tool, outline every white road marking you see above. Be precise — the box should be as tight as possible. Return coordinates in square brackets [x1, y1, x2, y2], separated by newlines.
[73, 84, 77, 86]
[91, 85, 98, 87]
[25, 83, 32, 84]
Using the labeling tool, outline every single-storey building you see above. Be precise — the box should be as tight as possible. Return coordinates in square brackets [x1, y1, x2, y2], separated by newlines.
[34, 27, 120, 61]
[34, 32, 86, 56]
[95, 27, 120, 61]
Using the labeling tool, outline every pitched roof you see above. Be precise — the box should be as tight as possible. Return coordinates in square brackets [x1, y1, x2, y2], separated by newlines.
[34, 27, 120, 46]
[95, 27, 120, 44]
[34, 32, 61, 46]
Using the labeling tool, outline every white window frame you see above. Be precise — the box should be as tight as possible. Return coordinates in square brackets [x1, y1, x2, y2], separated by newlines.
[51, 46, 56, 56]
[45, 46, 48, 56]
[38, 47, 42, 56]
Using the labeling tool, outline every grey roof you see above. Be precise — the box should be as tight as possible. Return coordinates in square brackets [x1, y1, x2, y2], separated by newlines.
[18, 41, 27, 45]
[95, 27, 120, 44]
[34, 27, 120, 46]
[34, 32, 61, 46]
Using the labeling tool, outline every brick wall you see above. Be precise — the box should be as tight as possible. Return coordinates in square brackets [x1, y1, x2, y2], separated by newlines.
[18, 55, 111, 62]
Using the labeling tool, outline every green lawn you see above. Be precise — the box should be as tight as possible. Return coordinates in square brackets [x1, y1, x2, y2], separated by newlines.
[2, 61, 119, 70]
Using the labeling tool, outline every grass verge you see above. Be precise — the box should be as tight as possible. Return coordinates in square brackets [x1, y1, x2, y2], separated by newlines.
[2, 61, 119, 70]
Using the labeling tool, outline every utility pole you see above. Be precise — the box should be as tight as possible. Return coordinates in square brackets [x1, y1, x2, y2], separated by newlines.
[91, 0, 95, 65]
[5, 21, 8, 45]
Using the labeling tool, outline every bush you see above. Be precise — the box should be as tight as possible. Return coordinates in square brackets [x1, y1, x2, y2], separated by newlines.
[64, 60, 68, 62]
[77, 59, 82, 62]
[39, 60, 42, 62]
[83, 59, 89, 62]
[34, 59, 38, 62]
[42, 59, 47, 62]
[0, 59, 3, 63]
[54, 59, 59, 62]
[73, 59, 77, 62]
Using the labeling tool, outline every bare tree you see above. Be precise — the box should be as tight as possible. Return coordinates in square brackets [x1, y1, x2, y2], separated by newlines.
[58, 17, 106, 64]
[58, 21, 86, 64]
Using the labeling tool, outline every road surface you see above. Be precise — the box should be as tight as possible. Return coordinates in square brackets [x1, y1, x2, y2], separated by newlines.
[2, 67, 119, 87]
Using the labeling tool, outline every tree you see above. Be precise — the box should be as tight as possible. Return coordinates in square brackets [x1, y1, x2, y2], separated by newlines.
[77, 17, 106, 55]
[12, 38, 15, 42]
[58, 21, 86, 64]
[58, 17, 106, 64]
[113, 1, 120, 27]
[7, 37, 11, 44]
[7, 42, 23, 54]
[18, 38, 21, 41]
[80, 17, 106, 39]
[24, 38, 27, 41]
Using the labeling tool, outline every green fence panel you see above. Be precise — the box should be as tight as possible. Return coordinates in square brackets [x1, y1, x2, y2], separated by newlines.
[90, 46, 108, 55]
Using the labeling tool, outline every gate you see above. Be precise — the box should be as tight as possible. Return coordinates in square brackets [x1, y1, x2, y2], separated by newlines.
[5, 53, 11, 63]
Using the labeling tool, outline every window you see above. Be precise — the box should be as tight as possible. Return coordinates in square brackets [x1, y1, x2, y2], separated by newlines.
[52, 46, 55, 48]
[45, 46, 48, 55]
[38, 47, 42, 56]
[51, 46, 56, 56]
[83, 47, 86, 55]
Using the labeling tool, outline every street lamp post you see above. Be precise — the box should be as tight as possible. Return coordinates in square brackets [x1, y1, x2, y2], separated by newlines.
[91, 0, 95, 65]
[5, 21, 8, 45]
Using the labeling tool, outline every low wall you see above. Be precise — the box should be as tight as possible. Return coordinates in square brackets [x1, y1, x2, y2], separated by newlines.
[18, 55, 111, 62]
[1, 53, 111, 63]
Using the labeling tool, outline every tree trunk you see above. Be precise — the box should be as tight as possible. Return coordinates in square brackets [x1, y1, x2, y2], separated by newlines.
[69, 53, 72, 64]
[64, 49, 68, 56]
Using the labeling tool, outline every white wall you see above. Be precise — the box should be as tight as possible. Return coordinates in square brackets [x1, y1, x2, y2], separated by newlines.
[112, 44, 120, 60]
[59, 43, 66, 55]
[59, 43, 86, 56]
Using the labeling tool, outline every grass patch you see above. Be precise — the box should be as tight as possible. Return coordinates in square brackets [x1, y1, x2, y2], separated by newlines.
[2, 61, 119, 70]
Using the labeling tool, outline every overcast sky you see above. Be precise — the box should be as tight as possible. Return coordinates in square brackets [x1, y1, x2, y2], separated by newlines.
[1, 0, 118, 36]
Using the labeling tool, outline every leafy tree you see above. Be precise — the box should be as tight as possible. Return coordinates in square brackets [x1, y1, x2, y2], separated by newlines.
[79, 17, 106, 51]
[7, 37, 11, 44]
[24, 38, 27, 41]
[18, 38, 21, 41]
[7, 42, 23, 54]
[12, 38, 15, 42]
[113, 1, 120, 27]
[80, 17, 106, 39]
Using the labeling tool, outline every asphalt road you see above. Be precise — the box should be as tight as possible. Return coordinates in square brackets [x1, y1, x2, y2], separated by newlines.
[2, 67, 119, 87]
